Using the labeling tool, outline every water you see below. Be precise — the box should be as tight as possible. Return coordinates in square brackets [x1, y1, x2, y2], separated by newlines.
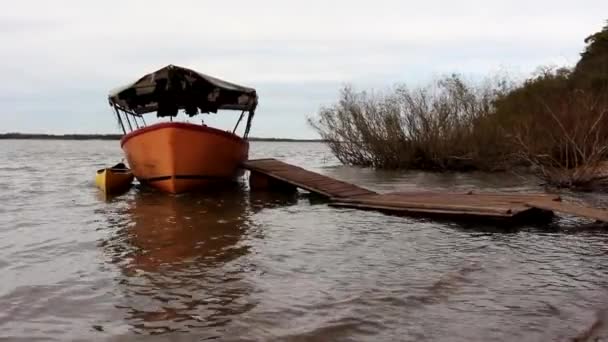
[1, 140, 608, 341]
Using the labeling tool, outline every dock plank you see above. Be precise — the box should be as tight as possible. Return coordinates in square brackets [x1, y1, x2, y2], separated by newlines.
[329, 201, 517, 218]
[526, 200, 608, 222]
[332, 194, 529, 215]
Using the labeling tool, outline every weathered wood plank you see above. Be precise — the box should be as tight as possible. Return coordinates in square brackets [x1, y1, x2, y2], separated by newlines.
[330, 201, 518, 218]
[331, 197, 524, 215]
[526, 200, 608, 223]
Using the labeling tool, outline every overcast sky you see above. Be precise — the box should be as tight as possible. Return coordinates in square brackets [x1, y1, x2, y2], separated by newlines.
[1, 1, 607, 138]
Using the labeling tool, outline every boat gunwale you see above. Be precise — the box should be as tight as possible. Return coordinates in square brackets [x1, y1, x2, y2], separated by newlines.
[96, 168, 132, 174]
[120, 122, 249, 147]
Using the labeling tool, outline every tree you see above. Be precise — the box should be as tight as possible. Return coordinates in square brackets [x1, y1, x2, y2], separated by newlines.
[573, 21, 608, 90]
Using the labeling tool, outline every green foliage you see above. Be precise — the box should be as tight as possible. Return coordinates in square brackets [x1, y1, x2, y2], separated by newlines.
[573, 21, 608, 90]
[493, 66, 572, 128]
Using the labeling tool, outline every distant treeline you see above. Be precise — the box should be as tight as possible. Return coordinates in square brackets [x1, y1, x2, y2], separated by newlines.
[0, 133, 122, 140]
[0, 132, 324, 143]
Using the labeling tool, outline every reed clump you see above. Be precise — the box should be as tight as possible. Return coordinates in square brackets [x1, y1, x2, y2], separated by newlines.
[309, 75, 513, 171]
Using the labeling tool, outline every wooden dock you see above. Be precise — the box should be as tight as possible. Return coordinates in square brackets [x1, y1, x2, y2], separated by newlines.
[242, 158, 608, 224]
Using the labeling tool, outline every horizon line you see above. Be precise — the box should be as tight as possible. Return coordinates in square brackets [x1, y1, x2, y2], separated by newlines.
[0, 132, 324, 142]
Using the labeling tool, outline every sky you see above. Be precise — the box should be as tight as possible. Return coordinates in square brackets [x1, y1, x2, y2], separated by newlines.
[1, 1, 607, 139]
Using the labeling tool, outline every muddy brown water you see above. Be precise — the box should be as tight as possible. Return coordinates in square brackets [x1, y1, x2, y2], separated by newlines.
[1, 140, 608, 341]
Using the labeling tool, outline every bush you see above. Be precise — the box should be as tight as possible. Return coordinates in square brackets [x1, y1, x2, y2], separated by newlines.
[308, 74, 513, 171]
[310, 21, 608, 191]
[500, 71, 608, 189]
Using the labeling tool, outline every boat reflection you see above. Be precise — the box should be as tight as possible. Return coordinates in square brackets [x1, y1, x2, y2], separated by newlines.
[102, 186, 262, 335]
[123, 188, 254, 272]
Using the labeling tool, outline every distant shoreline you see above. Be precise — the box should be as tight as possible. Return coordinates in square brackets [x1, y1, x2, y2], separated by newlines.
[0, 133, 325, 143]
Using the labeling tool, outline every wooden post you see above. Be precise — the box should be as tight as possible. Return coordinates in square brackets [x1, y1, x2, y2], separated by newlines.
[249, 171, 271, 190]
[249, 171, 297, 194]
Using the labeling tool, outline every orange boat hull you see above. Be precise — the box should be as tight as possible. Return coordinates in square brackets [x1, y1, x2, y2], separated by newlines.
[121, 122, 249, 193]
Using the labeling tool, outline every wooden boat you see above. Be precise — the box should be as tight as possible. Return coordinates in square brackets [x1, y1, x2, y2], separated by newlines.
[95, 163, 134, 194]
[107, 65, 258, 193]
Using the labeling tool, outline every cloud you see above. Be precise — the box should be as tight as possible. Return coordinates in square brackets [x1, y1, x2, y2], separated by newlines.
[1, 0, 607, 137]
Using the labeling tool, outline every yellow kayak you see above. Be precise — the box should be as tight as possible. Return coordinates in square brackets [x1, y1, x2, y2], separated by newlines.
[95, 163, 134, 194]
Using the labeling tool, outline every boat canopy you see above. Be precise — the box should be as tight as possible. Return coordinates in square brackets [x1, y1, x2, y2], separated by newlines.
[108, 65, 258, 117]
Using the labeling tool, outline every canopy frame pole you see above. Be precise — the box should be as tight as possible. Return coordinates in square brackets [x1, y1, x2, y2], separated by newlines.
[123, 111, 134, 132]
[140, 115, 147, 126]
[113, 105, 127, 135]
[243, 110, 255, 139]
[232, 110, 246, 135]
[133, 115, 140, 129]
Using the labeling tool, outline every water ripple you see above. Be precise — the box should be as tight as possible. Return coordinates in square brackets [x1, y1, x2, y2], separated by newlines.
[0, 140, 608, 341]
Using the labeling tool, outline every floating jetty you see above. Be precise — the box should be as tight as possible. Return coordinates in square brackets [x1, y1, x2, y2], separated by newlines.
[243, 158, 608, 224]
